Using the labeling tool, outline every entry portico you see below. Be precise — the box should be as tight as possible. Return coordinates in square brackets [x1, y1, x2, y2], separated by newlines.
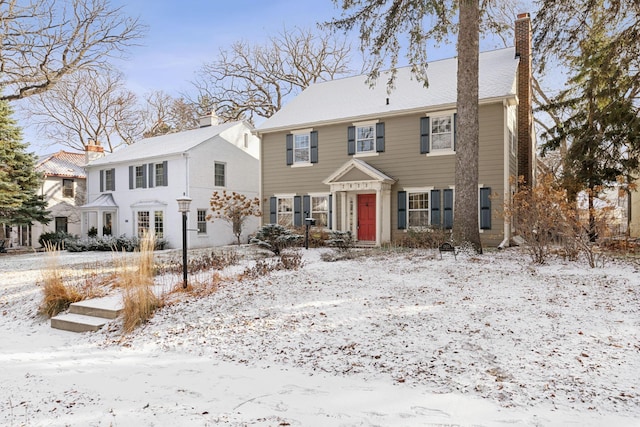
[323, 159, 396, 246]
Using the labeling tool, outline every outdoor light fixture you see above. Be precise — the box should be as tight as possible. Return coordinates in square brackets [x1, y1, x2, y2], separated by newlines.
[176, 195, 192, 288]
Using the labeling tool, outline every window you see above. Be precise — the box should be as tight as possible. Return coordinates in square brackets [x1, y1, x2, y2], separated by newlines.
[294, 134, 310, 163]
[197, 209, 207, 234]
[103, 212, 113, 236]
[348, 122, 384, 155]
[356, 125, 375, 153]
[101, 168, 115, 192]
[420, 113, 456, 154]
[277, 197, 294, 227]
[137, 211, 150, 236]
[310, 196, 328, 227]
[154, 211, 164, 237]
[408, 192, 430, 227]
[62, 179, 74, 198]
[155, 163, 165, 186]
[55, 217, 68, 233]
[243, 133, 249, 149]
[135, 166, 145, 188]
[214, 162, 226, 187]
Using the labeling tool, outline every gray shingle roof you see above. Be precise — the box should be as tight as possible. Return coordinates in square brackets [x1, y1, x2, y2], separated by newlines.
[257, 47, 518, 133]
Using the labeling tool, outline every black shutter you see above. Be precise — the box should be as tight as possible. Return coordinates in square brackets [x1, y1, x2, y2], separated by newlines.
[430, 189, 441, 226]
[269, 197, 277, 224]
[376, 122, 385, 152]
[443, 189, 454, 229]
[420, 117, 430, 154]
[310, 131, 318, 163]
[397, 191, 407, 229]
[480, 187, 492, 230]
[294, 196, 302, 226]
[303, 195, 311, 219]
[162, 160, 168, 186]
[286, 134, 293, 165]
[110, 168, 115, 190]
[453, 113, 458, 151]
[148, 163, 154, 188]
[328, 194, 333, 229]
[128, 166, 133, 189]
[100, 170, 104, 192]
[347, 126, 355, 155]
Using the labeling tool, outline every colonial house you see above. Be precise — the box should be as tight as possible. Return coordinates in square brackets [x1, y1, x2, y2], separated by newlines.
[82, 118, 260, 249]
[255, 14, 535, 248]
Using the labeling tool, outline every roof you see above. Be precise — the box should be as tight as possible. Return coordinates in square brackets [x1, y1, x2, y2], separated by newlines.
[257, 47, 519, 133]
[36, 151, 86, 178]
[88, 121, 243, 167]
[79, 193, 117, 209]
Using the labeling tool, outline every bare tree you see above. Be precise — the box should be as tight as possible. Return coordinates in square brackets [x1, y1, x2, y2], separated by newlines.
[142, 90, 200, 138]
[25, 69, 143, 153]
[191, 26, 353, 123]
[0, 0, 145, 101]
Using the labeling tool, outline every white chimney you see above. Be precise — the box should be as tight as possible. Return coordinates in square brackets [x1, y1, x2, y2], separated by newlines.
[199, 111, 219, 128]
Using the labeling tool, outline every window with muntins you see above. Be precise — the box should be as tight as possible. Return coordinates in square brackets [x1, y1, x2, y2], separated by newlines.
[154, 211, 164, 237]
[431, 116, 453, 150]
[135, 166, 145, 188]
[55, 217, 68, 233]
[277, 197, 294, 227]
[197, 209, 207, 234]
[356, 125, 375, 153]
[408, 192, 430, 227]
[294, 134, 310, 163]
[214, 162, 226, 187]
[155, 163, 165, 186]
[311, 196, 328, 227]
[101, 168, 115, 191]
[137, 211, 150, 236]
[62, 179, 74, 198]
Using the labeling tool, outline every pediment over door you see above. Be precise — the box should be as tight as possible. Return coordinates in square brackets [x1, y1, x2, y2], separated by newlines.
[323, 159, 396, 192]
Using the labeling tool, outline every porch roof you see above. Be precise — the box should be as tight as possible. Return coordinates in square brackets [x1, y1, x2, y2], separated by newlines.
[80, 193, 118, 209]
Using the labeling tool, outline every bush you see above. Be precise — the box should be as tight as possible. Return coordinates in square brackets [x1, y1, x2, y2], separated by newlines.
[64, 234, 167, 253]
[326, 230, 355, 252]
[250, 224, 302, 255]
[397, 227, 450, 249]
[38, 231, 73, 249]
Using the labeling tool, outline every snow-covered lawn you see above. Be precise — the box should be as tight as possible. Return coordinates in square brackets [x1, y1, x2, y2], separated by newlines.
[1, 246, 638, 426]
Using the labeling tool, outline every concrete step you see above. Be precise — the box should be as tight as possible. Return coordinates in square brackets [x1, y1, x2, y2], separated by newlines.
[51, 313, 109, 333]
[69, 295, 123, 319]
[51, 295, 123, 333]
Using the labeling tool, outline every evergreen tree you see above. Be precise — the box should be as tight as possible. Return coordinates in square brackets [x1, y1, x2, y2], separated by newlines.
[0, 99, 50, 240]
[539, 9, 640, 240]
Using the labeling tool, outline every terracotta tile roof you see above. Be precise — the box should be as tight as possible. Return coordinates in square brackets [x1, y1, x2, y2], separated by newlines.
[36, 151, 86, 178]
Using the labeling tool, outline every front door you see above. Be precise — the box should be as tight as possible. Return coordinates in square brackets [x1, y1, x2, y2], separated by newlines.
[357, 194, 376, 241]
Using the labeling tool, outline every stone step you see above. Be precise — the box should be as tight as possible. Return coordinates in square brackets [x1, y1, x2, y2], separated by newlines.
[69, 295, 123, 319]
[51, 313, 109, 333]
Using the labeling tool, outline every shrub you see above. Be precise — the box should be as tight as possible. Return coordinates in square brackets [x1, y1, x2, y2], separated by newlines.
[64, 234, 167, 253]
[397, 227, 450, 249]
[250, 224, 301, 255]
[326, 230, 355, 252]
[38, 231, 73, 249]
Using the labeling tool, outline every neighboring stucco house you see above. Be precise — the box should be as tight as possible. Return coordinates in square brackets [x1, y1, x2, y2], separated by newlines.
[255, 15, 534, 248]
[630, 182, 640, 238]
[82, 118, 260, 249]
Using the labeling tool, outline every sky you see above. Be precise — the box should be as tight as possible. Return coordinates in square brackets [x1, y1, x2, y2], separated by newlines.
[17, 0, 522, 155]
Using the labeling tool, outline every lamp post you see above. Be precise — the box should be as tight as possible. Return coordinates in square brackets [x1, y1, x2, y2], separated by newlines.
[176, 196, 192, 288]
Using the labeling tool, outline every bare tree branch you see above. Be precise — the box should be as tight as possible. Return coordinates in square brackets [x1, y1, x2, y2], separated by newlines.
[0, 0, 146, 101]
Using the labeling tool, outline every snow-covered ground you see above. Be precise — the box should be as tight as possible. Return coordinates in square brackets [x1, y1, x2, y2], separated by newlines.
[1, 246, 638, 426]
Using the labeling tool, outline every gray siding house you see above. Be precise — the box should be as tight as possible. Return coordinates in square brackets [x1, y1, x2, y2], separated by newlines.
[256, 14, 534, 247]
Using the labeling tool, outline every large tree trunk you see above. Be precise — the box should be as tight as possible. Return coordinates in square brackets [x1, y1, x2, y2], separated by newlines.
[453, 0, 482, 253]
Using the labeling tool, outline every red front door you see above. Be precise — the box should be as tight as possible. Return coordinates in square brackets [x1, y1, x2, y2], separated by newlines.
[357, 194, 376, 241]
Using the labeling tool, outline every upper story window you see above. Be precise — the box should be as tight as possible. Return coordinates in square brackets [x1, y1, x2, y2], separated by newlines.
[286, 130, 318, 166]
[100, 168, 115, 192]
[348, 122, 384, 156]
[155, 163, 165, 186]
[420, 113, 456, 154]
[214, 162, 226, 187]
[135, 166, 145, 188]
[62, 179, 74, 198]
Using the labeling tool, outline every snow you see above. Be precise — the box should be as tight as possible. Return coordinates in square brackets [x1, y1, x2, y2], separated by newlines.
[1, 246, 639, 426]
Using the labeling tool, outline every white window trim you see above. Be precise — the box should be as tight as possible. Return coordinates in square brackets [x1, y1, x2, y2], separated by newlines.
[424, 110, 456, 156]
[308, 193, 330, 228]
[291, 128, 313, 166]
[352, 119, 379, 155]
[214, 161, 226, 187]
[404, 186, 434, 229]
[275, 194, 295, 227]
[196, 209, 208, 236]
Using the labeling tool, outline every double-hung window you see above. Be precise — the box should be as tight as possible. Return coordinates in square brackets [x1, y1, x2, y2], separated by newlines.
[155, 163, 166, 186]
[420, 112, 456, 154]
[100, 168, 115, 192]
[135, 166, 145, 188]
[310, 196, 328, 227]
[286, 130, 318, 165]
[408, 192, 430, 227]
[62, 179, 74, 198]
[356, 125, 375, 153]
[348, 122, 384, 155]
[214, 162, 226, 187]
[154, 211, 164, 237]
[197, 209, 207, 234]
[277, 197, 294, 227]
[294, 134, 310, 164]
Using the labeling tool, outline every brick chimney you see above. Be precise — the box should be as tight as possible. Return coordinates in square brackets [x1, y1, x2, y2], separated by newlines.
[515, 12, 534, 186]
[85, 139, 105, 164]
